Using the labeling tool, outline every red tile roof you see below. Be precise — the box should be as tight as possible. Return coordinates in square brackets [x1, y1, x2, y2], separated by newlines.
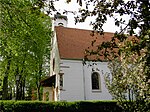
[55, 26, 115, 60]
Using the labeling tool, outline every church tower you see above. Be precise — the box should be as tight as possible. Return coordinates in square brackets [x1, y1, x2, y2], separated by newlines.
[54, 13, 68, 27]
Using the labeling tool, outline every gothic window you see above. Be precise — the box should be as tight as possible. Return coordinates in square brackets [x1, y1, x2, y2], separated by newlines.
[91, 72, 100, 90]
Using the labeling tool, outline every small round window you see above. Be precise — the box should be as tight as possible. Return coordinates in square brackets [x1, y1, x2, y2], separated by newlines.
[58, 23, 64, 26]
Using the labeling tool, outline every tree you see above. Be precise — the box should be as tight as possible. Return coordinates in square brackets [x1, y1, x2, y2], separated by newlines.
[105, 47, 149, 111]
[0, 0, 51, 100]
[66, 0, 150, 111]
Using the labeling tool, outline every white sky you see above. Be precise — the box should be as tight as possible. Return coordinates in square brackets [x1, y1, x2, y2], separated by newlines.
[54, 0, 131, 33]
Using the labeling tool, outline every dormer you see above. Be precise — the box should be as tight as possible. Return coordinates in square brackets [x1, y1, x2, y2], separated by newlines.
[54, 13, 68, 27]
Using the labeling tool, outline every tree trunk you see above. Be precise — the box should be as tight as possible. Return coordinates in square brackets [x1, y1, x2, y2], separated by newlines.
[36, 63, 42, 100]
[15, 67, 20, 100]
[2, 76, 8, 100]
[37, 86, 40, 100]
[22, 78, 25, 100]
[19, 55, 26, 100]
[2, 58, 11, 100]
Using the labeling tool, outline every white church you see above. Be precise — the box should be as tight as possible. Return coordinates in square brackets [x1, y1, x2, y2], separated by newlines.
[40, 14, 113, 101]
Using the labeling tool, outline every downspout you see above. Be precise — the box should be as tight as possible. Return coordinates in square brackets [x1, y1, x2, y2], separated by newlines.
[82, 59, 86, 100]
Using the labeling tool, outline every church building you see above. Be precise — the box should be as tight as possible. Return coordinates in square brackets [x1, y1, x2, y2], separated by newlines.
[41, 14, 113, 101]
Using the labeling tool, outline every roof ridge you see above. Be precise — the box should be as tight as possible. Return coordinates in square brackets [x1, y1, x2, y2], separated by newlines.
[55, 26, 115, 34]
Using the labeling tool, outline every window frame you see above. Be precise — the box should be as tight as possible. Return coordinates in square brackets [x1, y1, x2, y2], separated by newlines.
[91, 72, 101, 91]
[59, 73, 64, 90]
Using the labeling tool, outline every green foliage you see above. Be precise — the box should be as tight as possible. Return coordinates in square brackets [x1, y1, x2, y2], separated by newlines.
[0, 100, 124, 112]
[0, 0, 51, 100]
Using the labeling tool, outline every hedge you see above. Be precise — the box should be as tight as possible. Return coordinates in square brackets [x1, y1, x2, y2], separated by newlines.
[0, 101, 123, 112]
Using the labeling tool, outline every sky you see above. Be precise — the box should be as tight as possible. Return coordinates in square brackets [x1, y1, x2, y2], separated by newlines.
[54, 0, 131, 33]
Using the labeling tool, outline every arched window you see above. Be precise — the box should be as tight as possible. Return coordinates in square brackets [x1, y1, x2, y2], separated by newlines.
[58, 22, 64, 26]
[91, 72, 100, 90]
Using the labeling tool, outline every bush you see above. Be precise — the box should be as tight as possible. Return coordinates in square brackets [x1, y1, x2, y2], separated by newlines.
[0, 100, 123, 112]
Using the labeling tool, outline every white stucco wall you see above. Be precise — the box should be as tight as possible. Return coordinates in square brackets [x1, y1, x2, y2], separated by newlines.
[59, 60, 85, 101]
[54, 18, 68, 27]
[50, 31, 60, 76]
[83, 62, 112, 100]
[50, 31, 61, 101]
[58, 59, 112, 101]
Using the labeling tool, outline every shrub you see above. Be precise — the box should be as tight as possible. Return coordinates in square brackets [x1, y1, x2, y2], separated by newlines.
[0, 100, 123, 112]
